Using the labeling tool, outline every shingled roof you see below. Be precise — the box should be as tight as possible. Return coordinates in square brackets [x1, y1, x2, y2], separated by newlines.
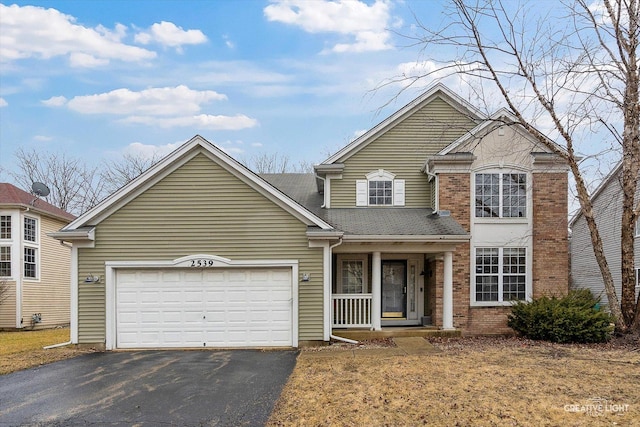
[260, 174, 467, 237]
[0, 183, 75, 222]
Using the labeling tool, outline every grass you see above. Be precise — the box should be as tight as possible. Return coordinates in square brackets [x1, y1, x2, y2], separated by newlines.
[0, 328, 93, 375]
[268, 337, 640, 426]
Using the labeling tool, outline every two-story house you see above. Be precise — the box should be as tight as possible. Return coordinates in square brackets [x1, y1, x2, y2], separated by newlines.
[51, 84, 569, 349]
[0, 183, 75, 330]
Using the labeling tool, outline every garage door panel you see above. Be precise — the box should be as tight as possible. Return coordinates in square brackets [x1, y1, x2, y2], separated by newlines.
[116, 267, 292, 348]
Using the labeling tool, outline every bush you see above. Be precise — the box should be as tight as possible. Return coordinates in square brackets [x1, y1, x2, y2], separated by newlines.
[507, 289, 613, 343]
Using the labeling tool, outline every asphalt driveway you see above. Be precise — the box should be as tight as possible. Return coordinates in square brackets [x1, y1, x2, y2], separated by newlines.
[0, 349, 298, 426]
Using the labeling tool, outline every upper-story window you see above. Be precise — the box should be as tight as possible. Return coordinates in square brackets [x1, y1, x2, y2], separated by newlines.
[23, 216, 39, 280]
[24, 217, 37, 242]
[356, 170, 405, 207]
[0, 215, 11, 239]
[475, 172, 527, 218]
[636, 218, 640, 237]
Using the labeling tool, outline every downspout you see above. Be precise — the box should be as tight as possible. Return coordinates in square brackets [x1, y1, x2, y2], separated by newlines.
[315, 173, 327, 208]
[424, 163, 438, 212]
[325, 238, 359, 344]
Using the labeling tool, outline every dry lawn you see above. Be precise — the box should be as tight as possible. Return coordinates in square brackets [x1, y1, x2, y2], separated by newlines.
[0, 328, 94, 375]
[269, 337, 640, 426]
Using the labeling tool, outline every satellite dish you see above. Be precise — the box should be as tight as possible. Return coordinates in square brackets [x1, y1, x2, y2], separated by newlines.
[32, 182, 50, 197]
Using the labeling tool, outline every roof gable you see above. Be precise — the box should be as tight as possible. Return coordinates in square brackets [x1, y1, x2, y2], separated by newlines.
[64, 135, 332, 231]
[0, 182, 75, 222]
[320, 83, 485, 165]
[440, 109, 567, 156]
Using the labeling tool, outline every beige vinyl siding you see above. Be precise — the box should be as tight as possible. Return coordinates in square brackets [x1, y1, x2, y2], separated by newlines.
[0, 279, 16, 328]
[331, 97, 476, 208]
[77, 152, 324, 344]
[22, 215, 71, 329]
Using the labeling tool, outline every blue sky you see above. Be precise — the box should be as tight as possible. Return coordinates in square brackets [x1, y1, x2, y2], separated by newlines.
[1, 0, 457, 178]
[0, 0, 618, 190]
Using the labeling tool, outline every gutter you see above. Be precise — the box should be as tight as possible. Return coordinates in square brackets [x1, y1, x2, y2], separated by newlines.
[341, 234, 471, 243]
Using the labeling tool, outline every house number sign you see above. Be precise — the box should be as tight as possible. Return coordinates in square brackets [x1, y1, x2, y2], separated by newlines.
[190, 259, 216, 267]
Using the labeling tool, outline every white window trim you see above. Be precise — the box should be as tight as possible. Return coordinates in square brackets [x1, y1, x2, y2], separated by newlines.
[22, 214, 40, 281]
[473, 170, 529, 221]
[0, 245, 11, 278]
[635, 218, 640, 237]
[356, 169, 405, 207]
[336, 254, 369, 294]
[471, 246, 531, 307]
[0, 213, 12, 241]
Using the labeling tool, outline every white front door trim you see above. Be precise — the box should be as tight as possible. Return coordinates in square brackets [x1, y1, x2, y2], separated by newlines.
[105, 254, 298, 350]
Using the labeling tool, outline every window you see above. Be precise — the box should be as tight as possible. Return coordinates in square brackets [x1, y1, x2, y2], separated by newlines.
[475, 173, 527, 218]
[0, 215, 11, 239]
[475, 247, 527, 302]
[0, 247, 10, 277]
[356, 170, 405, 207]
[341, 260, 365, 293]
[24, 247, 36, 279]
[24, 217, 37, 242]
[369, 180, 392, 205]
[636, 218, 640, 237]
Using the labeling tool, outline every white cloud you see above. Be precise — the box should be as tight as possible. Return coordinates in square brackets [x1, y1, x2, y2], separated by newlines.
[50, 85, 226, 115]
[134, 21, 207, 51]
[33, 135, 53, 142]
[223, 35, 235, 49]
[0, 98, 7, 107]
[264, 0, 392, 53]
[0, 4, 156, 67]
[42, 96, 68, 107]
[251, 142, 263, 148]
[121, 114, 258, 130]
[42, 85, 257, 130]
[123, 141, 182, 159]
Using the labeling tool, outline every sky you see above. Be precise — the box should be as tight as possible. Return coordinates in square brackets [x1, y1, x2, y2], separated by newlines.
[0, 0, 453, 178]
[0, 0, 620, 190]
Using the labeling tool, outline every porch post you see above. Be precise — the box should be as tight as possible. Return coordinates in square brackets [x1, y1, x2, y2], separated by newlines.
[443, 251, 454, 330]
[371, 251, 382, 330]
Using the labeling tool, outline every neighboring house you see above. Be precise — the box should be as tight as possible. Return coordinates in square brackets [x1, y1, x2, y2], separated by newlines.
[570, 162, 640, 307]
[51, 84, 569, 349]
[0, 183, 75, 330]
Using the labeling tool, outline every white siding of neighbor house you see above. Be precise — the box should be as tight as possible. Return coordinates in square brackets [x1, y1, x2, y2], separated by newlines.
[570, 169, 640, 307]
[76, 152, 324, 344]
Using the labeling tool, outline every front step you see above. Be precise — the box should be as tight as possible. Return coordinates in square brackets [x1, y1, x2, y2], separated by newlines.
[332, 327, 461, 341]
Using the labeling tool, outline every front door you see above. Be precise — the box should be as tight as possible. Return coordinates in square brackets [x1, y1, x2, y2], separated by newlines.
[382, 260, 406, 318]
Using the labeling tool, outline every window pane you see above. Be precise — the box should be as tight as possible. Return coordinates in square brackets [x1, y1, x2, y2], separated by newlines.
[24, 218, 37, 242]
[368, 180, 393, 205]
[475, 174, 499, 217]
[341, 260, 364, 293]
[0, 216, 11, 239]
[503, 173, 527, 217]
[24, 247, 36, 278]
[0, 246, 10, 276]
[503, 248, 526, 300]
[475, 248, 499, 301]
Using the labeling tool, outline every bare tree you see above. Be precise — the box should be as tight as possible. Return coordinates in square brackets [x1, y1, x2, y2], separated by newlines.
[11, 148, 104, 215]
[101, 152, 161, 195]
[242, 152, 314, 174]
[394, 0, 638, 332]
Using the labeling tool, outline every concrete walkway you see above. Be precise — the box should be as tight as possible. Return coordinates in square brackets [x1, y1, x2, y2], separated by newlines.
[300, 336, 440, 359]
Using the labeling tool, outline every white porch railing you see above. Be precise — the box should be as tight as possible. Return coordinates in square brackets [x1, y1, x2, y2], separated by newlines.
[332, 293, 372, 328]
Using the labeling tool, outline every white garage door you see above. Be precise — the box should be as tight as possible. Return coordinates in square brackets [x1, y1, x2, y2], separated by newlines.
[115, 268, 293, 348]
